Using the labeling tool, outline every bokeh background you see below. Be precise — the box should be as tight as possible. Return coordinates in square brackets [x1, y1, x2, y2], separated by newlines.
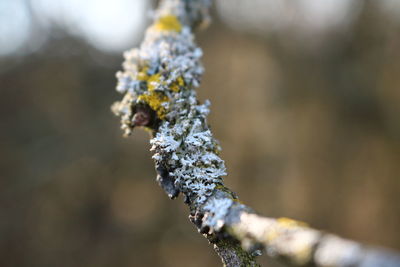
[1, 0, 400, 266]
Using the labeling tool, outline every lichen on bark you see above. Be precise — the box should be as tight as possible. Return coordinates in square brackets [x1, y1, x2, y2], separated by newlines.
[112, 0, 226, 207]
[111, 1, 400, 267]
[111, 0, 258, 265]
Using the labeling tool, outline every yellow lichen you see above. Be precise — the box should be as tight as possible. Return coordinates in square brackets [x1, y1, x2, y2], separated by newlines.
[137, 91, 169, 119]
[293, 246, 313, 265]
[170, 76, 185, 92]
[265, 218, 308, 244]
[215, 184, 225, 190]
[170, 84, 179, 92]
[277, 217, 308, 228]
[148, 73, 163, 91]
[266, 228, 279, 242]
[136, 67, 149, 81]
[177, 76, 184, 86]
[153, 15, 182, 32]
[133, 70, 185, 119]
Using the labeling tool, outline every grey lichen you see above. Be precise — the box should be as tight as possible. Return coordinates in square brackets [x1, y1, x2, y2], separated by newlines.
[112, 1, 400, 267]
[149, 96, 227, 205]
[202, 197, 234, 232]
[111, 1, 260, 266]
[112, 1, 234, 224]
[112, 0, 228, 218]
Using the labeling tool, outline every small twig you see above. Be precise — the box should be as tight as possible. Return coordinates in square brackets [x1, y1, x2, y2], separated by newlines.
[111, 0, 400, 266]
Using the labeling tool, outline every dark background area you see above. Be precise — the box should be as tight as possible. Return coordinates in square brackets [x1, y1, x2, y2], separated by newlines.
[1, 1, 400, 266]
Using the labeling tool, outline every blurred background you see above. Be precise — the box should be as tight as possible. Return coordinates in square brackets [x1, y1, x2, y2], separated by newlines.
[1, 0, 400, 266]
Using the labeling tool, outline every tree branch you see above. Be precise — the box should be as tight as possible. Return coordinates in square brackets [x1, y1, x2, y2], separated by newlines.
[111, 0, 400, 266]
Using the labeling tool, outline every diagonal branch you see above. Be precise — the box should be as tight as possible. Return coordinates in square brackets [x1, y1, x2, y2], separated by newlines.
[111, 0, 400, 266]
